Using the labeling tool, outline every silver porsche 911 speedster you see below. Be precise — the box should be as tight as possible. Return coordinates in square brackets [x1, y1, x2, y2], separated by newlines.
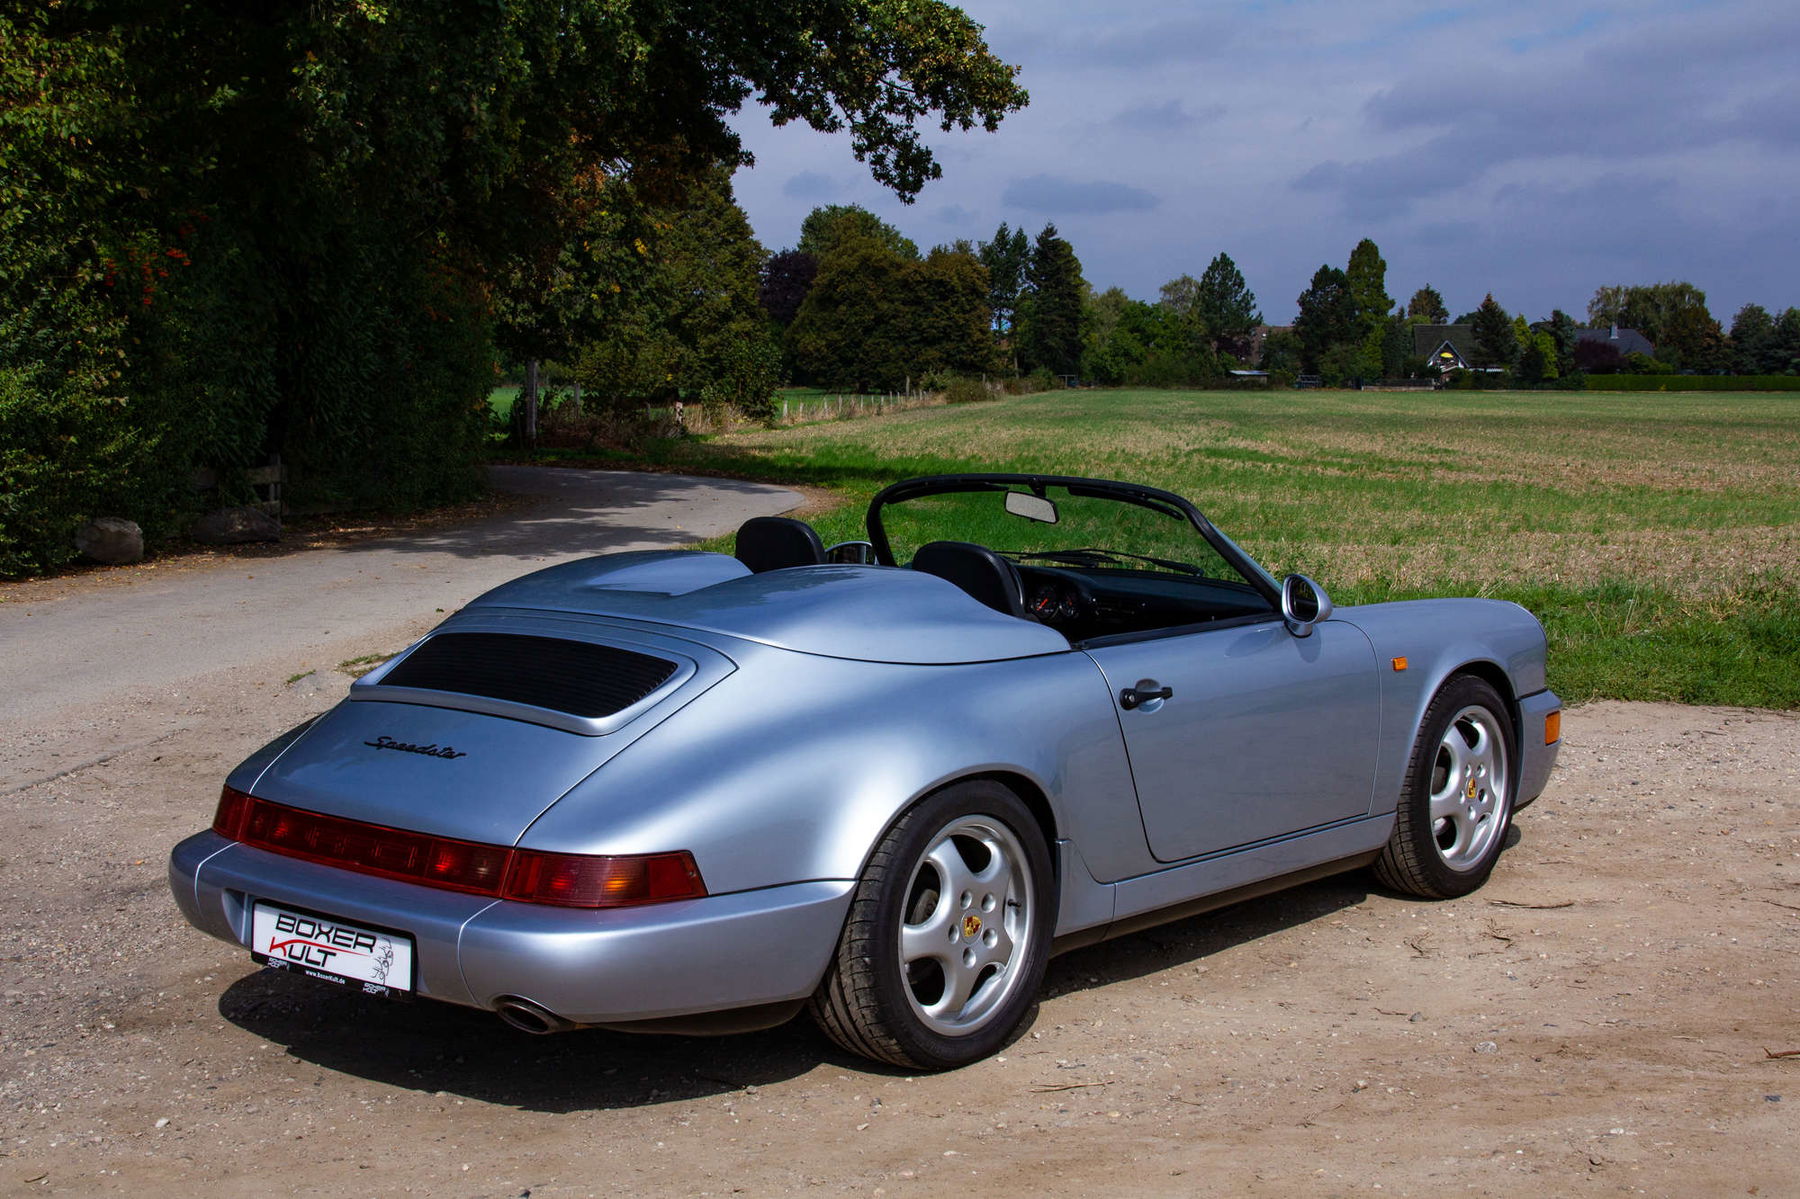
[170, 473, 1561, 1069]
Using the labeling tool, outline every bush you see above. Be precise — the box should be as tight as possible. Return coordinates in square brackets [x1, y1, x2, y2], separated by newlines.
[931, 375, 993, 404]
[0, 369, 194, 578]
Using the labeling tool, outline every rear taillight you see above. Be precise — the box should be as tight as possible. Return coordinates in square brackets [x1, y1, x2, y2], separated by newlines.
[504, 849, 705, 907]
[213, 786, 254, 840]
[209, 787, 706, 908]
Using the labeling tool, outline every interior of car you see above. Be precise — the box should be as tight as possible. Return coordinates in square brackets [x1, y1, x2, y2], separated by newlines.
[732, 514, 1275, 646]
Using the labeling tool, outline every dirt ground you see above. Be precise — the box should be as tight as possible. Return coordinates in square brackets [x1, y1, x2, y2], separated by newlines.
[3, 658, 1796, 1197]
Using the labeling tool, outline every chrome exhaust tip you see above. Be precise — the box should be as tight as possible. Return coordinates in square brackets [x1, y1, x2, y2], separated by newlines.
[494, 996, 576, 1035]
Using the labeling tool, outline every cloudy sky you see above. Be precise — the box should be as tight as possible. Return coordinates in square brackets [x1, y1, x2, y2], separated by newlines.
[728, 0, 1799, 325]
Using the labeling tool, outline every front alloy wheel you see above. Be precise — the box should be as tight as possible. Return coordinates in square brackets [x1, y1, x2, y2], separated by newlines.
[1375, 675, 1515, 899]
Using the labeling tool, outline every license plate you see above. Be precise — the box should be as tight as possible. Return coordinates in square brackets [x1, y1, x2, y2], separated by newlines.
[250, 902, 415, 999]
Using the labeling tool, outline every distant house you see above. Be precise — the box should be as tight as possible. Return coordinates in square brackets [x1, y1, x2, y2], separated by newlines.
[1412, 322, 1655, 373]
[1247, 324, 1289, 366]
[1412, 324, 1480, 372]
[1572, 324, 1655, 357]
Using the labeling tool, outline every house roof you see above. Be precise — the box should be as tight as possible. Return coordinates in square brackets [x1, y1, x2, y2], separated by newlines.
[1413, 323, 1475, 363]
[1574, 326, 1655, 356]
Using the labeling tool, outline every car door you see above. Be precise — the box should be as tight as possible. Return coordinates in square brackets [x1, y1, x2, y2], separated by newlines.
[1085, 616, 1382, 862]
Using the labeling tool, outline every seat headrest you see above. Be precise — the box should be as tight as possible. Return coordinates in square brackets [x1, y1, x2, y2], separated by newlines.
[734, 516, 825, 573]
[912, 541, 1027, 618]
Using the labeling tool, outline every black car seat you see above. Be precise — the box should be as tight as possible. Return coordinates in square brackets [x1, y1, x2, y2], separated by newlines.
[733, 516, 826, 573]
[912, 541, 1029, 618]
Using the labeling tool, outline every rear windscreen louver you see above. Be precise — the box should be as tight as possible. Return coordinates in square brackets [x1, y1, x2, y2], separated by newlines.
[377, 633, 678, 719]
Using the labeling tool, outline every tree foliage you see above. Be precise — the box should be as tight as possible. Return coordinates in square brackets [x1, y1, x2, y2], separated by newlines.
[1293, 266, 1355, 376]
[1407, 285, 1449, 324]
[1470, 294, 1518, 369]
[1082, 288, 1220, 387]
[978, 223, 1030, 342]
[1018, 224, 1085, 377]
[0, 0, 1027, 575]
[571, 168, 778, 417]
[787, 236, 990, 392]
[796, 204, 920, 262]
[1195, 253, 1262, 360]
[758, 249, 819, 327]
[1586, 281, 1710, 345]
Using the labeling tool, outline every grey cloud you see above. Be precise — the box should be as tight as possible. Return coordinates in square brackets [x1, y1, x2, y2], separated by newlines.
[1109, 100, 1226, 132]
[782, 171, 837, 200]
[1001, 174, 1158, 215]
[993, 15, 1237, 68]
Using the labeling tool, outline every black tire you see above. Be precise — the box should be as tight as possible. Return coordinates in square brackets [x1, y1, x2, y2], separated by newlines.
[1374, 675, 1515, 899]
[809, 780, 1054, 1070]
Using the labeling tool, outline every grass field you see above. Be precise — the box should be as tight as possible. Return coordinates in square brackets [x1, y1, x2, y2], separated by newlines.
[616, 388, 1799, 708]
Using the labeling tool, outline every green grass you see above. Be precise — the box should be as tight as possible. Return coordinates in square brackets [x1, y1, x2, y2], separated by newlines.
[577, 388, 1800, 708]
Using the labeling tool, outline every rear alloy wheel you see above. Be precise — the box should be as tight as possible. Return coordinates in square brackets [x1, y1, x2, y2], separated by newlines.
[1375, 675, 1515, 899]
[810, 781, 1053, 1070]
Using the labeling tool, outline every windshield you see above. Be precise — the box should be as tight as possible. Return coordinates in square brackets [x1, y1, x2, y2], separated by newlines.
[869, 478, 1265, 594]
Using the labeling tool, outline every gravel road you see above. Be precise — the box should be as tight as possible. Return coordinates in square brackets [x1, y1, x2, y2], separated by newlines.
[1, 470, 1795, 1197]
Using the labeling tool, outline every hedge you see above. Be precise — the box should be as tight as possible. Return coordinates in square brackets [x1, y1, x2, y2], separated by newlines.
[1583, 374, 1800, 392]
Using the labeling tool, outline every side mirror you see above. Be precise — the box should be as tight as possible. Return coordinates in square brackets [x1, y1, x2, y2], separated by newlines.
[1280, 574, 1333, 638]
[825, 540, 876, 565]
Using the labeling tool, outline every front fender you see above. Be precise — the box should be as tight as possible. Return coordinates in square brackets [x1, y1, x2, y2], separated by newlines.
[1336, 598, 1556, 809]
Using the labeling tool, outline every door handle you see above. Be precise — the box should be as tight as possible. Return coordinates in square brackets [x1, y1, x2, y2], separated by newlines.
[1120, 683, 1173, 711]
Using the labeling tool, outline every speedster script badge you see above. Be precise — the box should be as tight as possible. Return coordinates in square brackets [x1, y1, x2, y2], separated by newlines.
[363, 735, 467, 760]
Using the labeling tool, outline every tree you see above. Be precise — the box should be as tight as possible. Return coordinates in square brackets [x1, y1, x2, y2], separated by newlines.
[1586, 281, 1711, 345]
[786, 234, 911, 391]
[1407, 285, 1449, 324]
[797, 204, 919, 262]
[902, 247, 994, 380]
[1018, 224, 1085, 376]
[1345, 238, 1392, 380]
[1516, 329, 1558, 385]
[978, 222, 1030, 366]
[1470, 294, 1518, 369]
[1546, 310, 1580, 377]
[570, 167, 779, 417]
[1770, 308, 1800, 375]
[1195, 253, 1261, 360]
[1292, 266, 1355, 376]
[0, 0, 1027, 574]
[1573, 338, 1626, 374]
[1382, 313, 1415, 377]
[786, 237, 991, 391]
[1658, 305, 1729, 373]
[759, 250, 819, 327]
[1729, 304, 1777, 374]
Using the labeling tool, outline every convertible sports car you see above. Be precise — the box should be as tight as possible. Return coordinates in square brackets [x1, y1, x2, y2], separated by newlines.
[170, 473, 1560, 1069]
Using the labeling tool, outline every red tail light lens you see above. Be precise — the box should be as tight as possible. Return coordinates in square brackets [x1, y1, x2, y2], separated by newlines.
[213, 786, 254, 840]
[504, 849, 705, 907]
[209, 787, 706, 908]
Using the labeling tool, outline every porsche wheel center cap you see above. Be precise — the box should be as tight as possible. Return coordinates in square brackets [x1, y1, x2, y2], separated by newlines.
[961, 914, 982, 940]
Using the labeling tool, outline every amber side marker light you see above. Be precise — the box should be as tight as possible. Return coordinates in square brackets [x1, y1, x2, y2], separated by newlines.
[211, 786, 706, 908]
[1391, 657, 1409, 672]
[1545, 710, 1562, 745]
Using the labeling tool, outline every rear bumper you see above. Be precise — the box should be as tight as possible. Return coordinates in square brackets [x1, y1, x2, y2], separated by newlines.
[1514, 688, 1562, 810]
[169, 831, 854, 1024]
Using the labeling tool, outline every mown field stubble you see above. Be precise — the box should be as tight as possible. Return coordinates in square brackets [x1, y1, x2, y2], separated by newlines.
[642, 387, 1800, 709]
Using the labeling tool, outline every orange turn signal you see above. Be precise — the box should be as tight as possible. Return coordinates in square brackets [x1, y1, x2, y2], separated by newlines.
[1391, 656, 1408, 672]
[1544, 710, 1561, 745]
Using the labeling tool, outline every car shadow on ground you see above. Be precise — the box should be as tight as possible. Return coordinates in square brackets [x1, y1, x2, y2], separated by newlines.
[216, 851, 1476, 1111]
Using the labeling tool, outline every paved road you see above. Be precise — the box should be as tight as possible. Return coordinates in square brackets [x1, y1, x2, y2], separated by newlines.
[0, 467, 798, 787]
